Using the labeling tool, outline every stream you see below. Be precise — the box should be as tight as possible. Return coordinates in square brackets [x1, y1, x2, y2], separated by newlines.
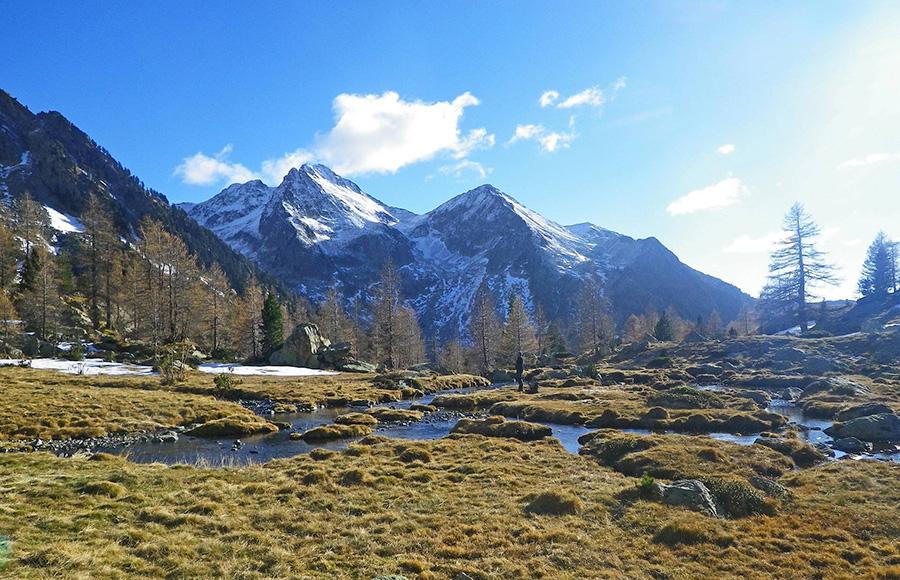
[94, 384, 900, 466]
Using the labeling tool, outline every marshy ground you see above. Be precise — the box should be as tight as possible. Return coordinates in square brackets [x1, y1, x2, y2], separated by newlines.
[0, 331, 898, 578]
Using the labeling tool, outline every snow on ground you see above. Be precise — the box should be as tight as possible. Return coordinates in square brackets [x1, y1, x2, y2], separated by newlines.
[44, 206, 85, 233]
[0, 358, 338, 377]
[197, 363, 337, 377]
[0, 358, 155, 376]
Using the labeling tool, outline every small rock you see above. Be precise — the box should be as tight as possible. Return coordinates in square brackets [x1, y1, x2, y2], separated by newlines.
[653, 479, 719, 518]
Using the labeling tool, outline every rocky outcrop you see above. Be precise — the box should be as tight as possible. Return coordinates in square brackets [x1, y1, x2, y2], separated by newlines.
[825, 413, 900, 442]
[836, 403, 894, 422]
[831, 437, 873, 453]
[269, 323, 374, 372]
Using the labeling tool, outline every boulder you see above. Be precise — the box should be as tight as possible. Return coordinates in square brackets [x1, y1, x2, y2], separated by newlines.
[801, 378, 869, 399]
[781, 387, 803, 401]
[831, 437, 872, 454]
[824, 413, 900, 442]
[319, 342, 352, 365]
[652, 480, 719, 518]
[337, 359, 377, 373]
[836, 403, 893, 422]
[802, 355, 836, 375]
[269, 323, 330, 367]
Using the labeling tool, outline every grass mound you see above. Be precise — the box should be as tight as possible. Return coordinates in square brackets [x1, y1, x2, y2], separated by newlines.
[397, 446, 433, 463]
[334, 412, 379, 426]
[648, 386, 725, 409]
[524, 490, 581, 515]
[451, 416, 552, 441]
[366, 408, 424, 422]
[79, 480, 127, 498]
[653, 517, 733, 547]
[296, 424, 373, 442]
[754, 436, 828, 467]
[185, 415, 278, 437]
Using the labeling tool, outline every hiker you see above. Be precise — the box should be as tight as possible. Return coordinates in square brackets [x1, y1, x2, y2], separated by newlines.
[515, 351, 525, 391]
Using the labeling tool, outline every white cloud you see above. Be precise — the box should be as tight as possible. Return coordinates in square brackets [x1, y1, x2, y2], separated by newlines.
[540, 78, 627, 110]
[314, 91, 492, 175]
[261, 149, 313, 184]
[723, 231, 784, 254]
[838, 152, 900, 168]
[717, 143, 736, 155]
[174, 145, 258, 186]
[507, 124, 575, 152]
[557, 87, 604, 109]
[439, 160, 491, 179]
[539, 90, 559, 108]
[667, 177, 748, 215]
[177, 90, 494, 186]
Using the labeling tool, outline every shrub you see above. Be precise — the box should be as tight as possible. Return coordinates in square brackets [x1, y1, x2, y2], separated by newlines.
[636, 473, 657, 497]
[524, 490, 581, 515]
[700, 477, 776, 518]
[62, 343, 85, 361]
[213, 373, 243, 392]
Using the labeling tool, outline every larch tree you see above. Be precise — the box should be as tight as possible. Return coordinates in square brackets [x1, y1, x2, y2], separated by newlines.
[574, 275, 614, 355]
[623, 314, 643, 343]
[439, 338, 466, 373]
[79, 193, 118, 328]
[394, 305, 426, 369]
[0, 220, 20, 292]
[500, 292, 536, 364]
[203, 264, 232, 355]
[315, 288, 355, 344]
[762, 203, 837, 332]
[0, 290, 18, 342]
[858, 231, 895, 298]
[14, 192, 48, 256]
[468, 279, 501, 372]
[19, 246, 63, 339]
[372, 260, 403, 368]
[533, 304, 549, 357]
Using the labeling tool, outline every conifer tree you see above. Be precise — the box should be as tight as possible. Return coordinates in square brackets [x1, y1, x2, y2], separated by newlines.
[762, 203, 837, 331]
[261, 292, 283, 358]
[500, 292, 536, 363]
[858, 231, 894, 298]
[0, 221, 20, 292]
[14, 192, 48, 256]
[79, 193, 118, 328]
[19, 247, 63, 339]
[372, 260, 404, 368]
[469, 279, 501, 372]
[654, 310, 675, 341]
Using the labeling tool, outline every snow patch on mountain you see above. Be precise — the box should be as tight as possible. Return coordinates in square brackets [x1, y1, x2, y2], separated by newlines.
[44, 205, 84, 233]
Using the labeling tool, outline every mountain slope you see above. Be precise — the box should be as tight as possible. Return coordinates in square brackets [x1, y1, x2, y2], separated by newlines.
[189, 167, 752, 338]
[0, 89, 265, 292]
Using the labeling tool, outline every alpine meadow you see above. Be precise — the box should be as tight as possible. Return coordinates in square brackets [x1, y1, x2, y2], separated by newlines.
[1, 2, 899, 579]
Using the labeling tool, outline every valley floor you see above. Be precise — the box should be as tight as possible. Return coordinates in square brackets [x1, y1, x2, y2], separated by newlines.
[0, 331, 899, 578]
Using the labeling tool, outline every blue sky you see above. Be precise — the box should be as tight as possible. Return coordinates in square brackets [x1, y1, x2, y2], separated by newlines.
[4, 1, 900, 299]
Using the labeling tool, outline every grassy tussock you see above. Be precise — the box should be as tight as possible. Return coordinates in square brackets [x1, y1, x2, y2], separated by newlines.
[295, 423, 373, 442]
[185, 415, 278, 437]
[524, 490, 581, 515]
[0, 367, 264, 441]
[0, 440, 896, 578]
[333, 412, 379, 426]
[366, 408, 424, 422]
[451, 416, 552, 441]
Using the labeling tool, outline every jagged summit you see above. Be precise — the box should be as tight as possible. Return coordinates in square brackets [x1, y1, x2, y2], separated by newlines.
[185, 164, 751, 337]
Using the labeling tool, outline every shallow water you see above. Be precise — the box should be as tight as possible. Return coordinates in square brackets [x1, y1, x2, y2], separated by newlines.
[96, 384, 899, 466]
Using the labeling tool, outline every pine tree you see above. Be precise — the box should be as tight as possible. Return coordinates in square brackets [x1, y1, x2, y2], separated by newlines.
[468, 279, 501, 372]
[261, 292, 283, 358]
[762, 203, 837, 331]
[654, 310, 675, 342]
[546, 321, 567, 354]
[858, 231, 894, 298]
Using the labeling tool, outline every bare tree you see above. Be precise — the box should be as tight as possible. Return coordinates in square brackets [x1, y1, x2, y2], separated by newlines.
[468, 279, 501, 372]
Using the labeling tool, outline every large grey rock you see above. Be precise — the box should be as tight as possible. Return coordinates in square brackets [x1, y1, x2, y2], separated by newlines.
[653, 480, 719, 518]
[801, 378, 869, 399]
[774, 347, 806, 363]
[269, 323, 330, 367]
[836, 403, 893, 422]
[825, 413, 900, 442]
[338, 359, 377, 373]
[831, 437, 872, 454]
[319, 342, 352, 365]
[802, 355, 836, 375]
